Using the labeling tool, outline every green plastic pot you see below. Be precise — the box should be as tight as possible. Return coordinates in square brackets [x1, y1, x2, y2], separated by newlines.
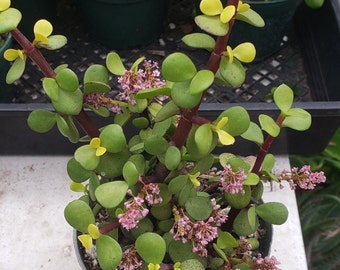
[79, 0, 169, 49]
[0, 34, 13, 102]
[229, 0, 303, 62]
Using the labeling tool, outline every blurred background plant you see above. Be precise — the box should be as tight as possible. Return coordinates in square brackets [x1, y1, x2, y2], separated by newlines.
[290, 126, 340, 270]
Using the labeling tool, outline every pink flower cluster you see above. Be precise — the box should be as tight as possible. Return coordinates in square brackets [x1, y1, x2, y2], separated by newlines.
[118, 184, 163, 231]
[170, 199, 228, 257]
[278, 165, 326, 190]
[118, 60, 166, 105]
[83, 93, 120, 113]
[118, 246, 143, 270]
[118, 190, 149, 231]
[219, 164, 247, 194]
[251, 254, 281, 270]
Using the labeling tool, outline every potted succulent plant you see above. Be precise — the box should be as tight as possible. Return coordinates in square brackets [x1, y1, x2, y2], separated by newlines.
[1, 0, 327, 269]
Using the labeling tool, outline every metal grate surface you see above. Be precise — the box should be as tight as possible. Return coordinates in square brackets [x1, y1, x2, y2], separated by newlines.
[10, 0, 312, 104]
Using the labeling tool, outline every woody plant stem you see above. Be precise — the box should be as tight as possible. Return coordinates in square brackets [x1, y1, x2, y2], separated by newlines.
[10, 28, 100, 139]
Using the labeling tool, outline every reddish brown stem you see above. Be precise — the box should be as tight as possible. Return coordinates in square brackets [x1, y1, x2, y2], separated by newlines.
[10, 29, 100, 138]
[171, 0, 240, 148]
[251, 114, 286, 175]
[99, 219, 120, 234]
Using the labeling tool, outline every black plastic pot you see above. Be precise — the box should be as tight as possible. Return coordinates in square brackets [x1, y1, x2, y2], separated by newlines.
[229, 0, 303, 62]
[11, 0, 58, 40]
[77, 0, 169, 49]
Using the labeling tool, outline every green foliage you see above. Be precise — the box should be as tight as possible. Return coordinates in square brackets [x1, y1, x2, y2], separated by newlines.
[3, 1, 325, 269]
[64, 200, 95, 233]
[0, 8, 21, 34]
[135, 233, 166, 264]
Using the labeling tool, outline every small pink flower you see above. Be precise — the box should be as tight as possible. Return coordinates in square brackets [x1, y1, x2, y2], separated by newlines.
[118, 190, 149, 231]
[118, 246, 143, 270]
[219, 164, 246, 194]
[278, 165, 326, 190]
[252, 253, 281, 270]
[118, 60, 166, 105]
[141, 183, 163, 205]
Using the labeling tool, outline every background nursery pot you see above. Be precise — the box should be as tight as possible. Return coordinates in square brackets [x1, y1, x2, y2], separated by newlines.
[78, 0, 169, 49]
[11, 0, 57, 39]
[229, 0, 303, 61]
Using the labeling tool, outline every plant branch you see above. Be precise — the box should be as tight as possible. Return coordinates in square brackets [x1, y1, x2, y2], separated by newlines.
[251, 114, 285, 174]
[171, 0, 240, 148]
[10, 29, 100, 138]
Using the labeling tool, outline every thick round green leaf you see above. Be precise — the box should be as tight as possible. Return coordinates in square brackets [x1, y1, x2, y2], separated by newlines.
[0, 8, 22, 34]
[282, 108, 312, 131]
[217, 231, 238, 249]
[190, 69, 214, 95]
[67, 157, 93, 183]
[106, 52, 126, 76]
[273, 84, 293, 114]
[144, 135, 169, 155]
[181, 259, 205, 270]
[6, 57, 25, 84]
[225, 185, 251, 209]
[305, 0, 324, 8]
[95, 181, 128, 209]
[182, 33, 216, 51]
[255, 202, 288, 225]
[55, 68, 79, 92]
[154, 100, 180, 122]
[27, 109, 56, 133]
[39, 35, 67, 50]
[56, 114, 70, 137]
[74, 145, 99, 171]
[216, 57, 245, 87]
[185, 196, 213, 221]
[132, 117, 149, 129]
[84, 64, 109, 84]
[236, 8, 265, 27]
[192, 154, 215, 175]
[135, 87, 171, 99]
[259, 114, 280, 137]
[162, 53, 197, 82]
[64, 199, 95, 233]
[194, 123, 213, 157]
[216, 106, 250, 136]
[96, 235, 122, 270]
[128, 154, 145, 175]
[135, 232, 166, 264]
[129, 218, 154, 240]
[96, 150, 130, 178]
[233, 207, 259, 236]
[156, 183, 172, 207]
[42, 77, 59, 101]
[252, 181, 264, 200]
[241, 121, 264, 145]
[164, 146, 181, 170]
[178, 183, 197, 206]
[64, 115, 80, 143]
[151, 203, 172, 220]
[84, 81, 111, 94]
[100, 124, 127, 153]
[243, 173, 259, 186]
[168, 239, 205, 264]
[123, 161, 139, 186]
[168, 175, 189, 197]
[127, 98, 148, 113]
[171, 81, 202, 109]
[52, 88, 83, 115]
[262, 153, 275, 172]
[195, 15, 229, 36]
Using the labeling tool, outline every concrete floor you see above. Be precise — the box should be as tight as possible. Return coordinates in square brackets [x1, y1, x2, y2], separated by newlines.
[0, 155, 307, 270]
